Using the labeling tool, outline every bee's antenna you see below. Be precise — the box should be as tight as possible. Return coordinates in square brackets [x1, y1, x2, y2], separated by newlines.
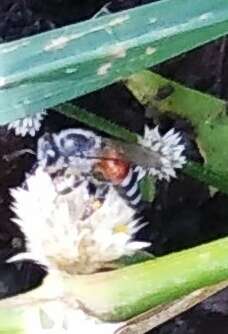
[3, 149, 36, 162]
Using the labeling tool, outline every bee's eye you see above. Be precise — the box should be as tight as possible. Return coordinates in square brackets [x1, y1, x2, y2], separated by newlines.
[61, 134, 96, 155]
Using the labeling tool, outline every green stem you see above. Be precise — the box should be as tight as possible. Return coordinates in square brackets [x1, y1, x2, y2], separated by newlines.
[66, 236, 228, 321]
[184, 161, 228, 193]
[55, 103, 137, 143]
[0, 309, 25, 334]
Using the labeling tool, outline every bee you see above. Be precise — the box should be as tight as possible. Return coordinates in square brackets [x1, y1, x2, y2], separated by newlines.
[36, 128, 108, 203]
[36, 129, 147, 208]
[36, 126, 186, 208]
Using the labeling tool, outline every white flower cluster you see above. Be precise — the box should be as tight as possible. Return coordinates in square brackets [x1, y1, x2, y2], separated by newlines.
[138, 126, 186, 181]
[7, 110, 47, 137]
[10, 167, 149, 274]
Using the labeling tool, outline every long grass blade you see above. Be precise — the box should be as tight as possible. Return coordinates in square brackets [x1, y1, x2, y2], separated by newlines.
[1, 0, 228, 123]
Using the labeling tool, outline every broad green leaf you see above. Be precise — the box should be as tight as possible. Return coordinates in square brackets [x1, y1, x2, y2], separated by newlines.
[1, 0, 228, 123]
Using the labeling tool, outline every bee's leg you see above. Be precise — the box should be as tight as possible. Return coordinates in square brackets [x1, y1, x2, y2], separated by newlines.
[96, 183, 110, 200]
[0, 260, 46, 300]
[87, 178, 110, 202]
[51, 168, 83, 195]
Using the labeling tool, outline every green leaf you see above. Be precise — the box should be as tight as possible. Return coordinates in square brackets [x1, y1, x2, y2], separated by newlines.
[140, 175, 156, 202]
[184, 161, 228, 193]
[56, 103, 137, 143]
[1, 0, 228, 123]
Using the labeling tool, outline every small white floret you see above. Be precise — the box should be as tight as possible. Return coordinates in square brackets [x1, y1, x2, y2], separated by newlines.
[7, 110, 47, 137]
[138, 126, 186, 181]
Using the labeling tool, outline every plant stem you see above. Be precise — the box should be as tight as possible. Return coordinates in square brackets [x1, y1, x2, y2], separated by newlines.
[55, 103, 137, 143]
[117, 281, 228, 334]
[2, 238, 228, 324]
[64, 236, 228, 321]
[0, 309, 25, 334]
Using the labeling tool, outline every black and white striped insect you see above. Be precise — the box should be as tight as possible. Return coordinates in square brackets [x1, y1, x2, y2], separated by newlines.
[36, 129, 143, 209]
[36, 127, 186, 209]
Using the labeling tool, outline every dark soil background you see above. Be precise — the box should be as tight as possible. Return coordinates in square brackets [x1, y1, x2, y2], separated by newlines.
[1, 1, 228, 333]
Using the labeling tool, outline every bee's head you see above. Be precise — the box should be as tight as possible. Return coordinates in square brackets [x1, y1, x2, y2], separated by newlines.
[37, 129, 102, 175]
[56, 129, 101, 158]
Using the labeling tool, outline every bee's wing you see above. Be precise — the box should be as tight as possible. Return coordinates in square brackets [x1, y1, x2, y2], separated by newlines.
[102, 138, 163, 170]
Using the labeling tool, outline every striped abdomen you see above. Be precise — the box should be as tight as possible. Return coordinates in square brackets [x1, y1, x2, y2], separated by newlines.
[94, 148, 145, 209]
[118, 166, 145, 209]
